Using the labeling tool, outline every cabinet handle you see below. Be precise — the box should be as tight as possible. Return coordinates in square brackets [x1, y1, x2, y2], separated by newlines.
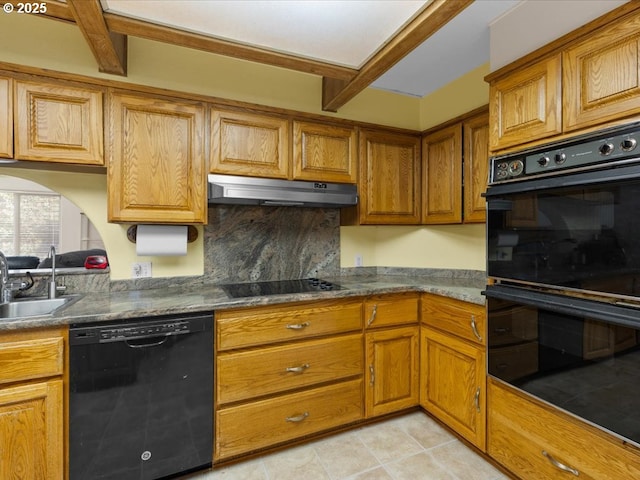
[285, 364, 310, 373]
[470, 315, 483, 342]
[369, 365, 375, 386]
[286, 322, 310, 330]
[367, 305, 378, 326]
[493, 327, 510, 334]
[285, 412, 309, 423]
[474, 387, 481, 413]
[541, 451, 580, 476]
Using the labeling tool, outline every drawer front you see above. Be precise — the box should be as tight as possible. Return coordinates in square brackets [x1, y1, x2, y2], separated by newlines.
[488, 342, 538, 382]
[217, 299, 363, 350]
[422, 293, 485, 345]
[488, 379, 640, 480]
[216, 379, 363, 460]
[0, 330, 64, 385]
[217, 334, 363, 405]
[364, 293, 419, 328]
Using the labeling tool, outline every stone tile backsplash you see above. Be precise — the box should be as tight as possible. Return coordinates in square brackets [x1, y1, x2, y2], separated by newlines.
[204, 205, 341, 283]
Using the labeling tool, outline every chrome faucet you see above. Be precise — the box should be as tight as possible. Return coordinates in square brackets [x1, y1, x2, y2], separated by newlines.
[0, 250, 10, 304]
[48, 245, 58, 299]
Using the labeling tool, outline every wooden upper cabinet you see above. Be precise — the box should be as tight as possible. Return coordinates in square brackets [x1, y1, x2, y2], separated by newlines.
[355, 129, 421, 224]
[0, 77, 12, 158]
[489, 54, 562, 151]
[14, 79, 104, 164]
[563, 11, 640, 132]
[108, 92, 206, 224]
[292, 120, 357, 183]
[463, 112, 490, 223]
[422, 123, 462, 224]
[211, 109, 290, 179]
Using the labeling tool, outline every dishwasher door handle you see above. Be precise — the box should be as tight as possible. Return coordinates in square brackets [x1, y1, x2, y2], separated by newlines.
[125, 337, 169, 348]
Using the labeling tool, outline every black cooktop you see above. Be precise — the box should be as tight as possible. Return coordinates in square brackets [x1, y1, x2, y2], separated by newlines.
[221, 278, 341, 298]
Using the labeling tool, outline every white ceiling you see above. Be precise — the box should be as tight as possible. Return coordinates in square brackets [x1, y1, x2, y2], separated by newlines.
[101, 0, 521, 98]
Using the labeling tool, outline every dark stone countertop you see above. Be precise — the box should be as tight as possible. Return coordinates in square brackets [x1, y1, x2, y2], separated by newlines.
[0, 275, 486, 331]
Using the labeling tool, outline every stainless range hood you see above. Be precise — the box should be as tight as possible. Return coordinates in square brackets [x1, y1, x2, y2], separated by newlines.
[208, 174, 358, 207]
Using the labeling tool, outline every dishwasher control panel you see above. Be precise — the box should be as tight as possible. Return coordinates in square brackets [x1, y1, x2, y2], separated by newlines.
[99, 321, 191, 342]
[69, 314, 212, 345]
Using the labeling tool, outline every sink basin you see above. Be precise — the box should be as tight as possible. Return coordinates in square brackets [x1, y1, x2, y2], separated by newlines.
[0, 295, 80, 319]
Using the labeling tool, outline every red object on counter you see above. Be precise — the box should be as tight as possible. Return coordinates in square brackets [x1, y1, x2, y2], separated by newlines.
[84, 255, 109, 269]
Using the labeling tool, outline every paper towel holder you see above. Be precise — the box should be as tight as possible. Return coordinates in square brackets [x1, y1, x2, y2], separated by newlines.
[127, 225, 199, 244]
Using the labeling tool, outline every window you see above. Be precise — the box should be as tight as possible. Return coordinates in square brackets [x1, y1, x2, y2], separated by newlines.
[0, 190, 61, 258]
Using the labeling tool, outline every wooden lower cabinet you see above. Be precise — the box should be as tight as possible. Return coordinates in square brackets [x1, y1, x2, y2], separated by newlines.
[365, 326, 419, 417]
[421, 326, 486, 450]
[0, 380, 63, 480]
[488, 378, 640, 479]
[215, 300, 364, 461]
[216, 379, 362, 460]
[0, 327, 65, 480]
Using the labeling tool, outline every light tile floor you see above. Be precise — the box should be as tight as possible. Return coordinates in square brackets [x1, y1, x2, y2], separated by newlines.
[185, 412, 510, 480]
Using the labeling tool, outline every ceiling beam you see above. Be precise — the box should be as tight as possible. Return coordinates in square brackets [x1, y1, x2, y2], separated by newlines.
[322, 0, 474, 112]
[104, 13, 358, 81]
[66, 0, 127, 76]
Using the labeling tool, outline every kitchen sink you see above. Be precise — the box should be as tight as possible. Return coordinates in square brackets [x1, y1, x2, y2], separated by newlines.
[0, 295, 80, 319]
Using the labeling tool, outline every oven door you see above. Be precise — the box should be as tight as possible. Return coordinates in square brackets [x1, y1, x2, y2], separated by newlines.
[486, 163, 640, 300]
[485, 284, 640, 447]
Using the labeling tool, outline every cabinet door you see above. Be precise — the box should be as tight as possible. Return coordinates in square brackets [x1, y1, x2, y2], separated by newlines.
[422, 124, 462, 224]
[0, 379, 63, 480]
[108, 92, 206, 224]
[15, 80, 104, 164]
[463, 112, 489, 223]
[489, 54, 562, 151]
[0, 77, 12, 158]
[421, 326, 486, 450]
[293, 120, 356, 183]
[365, 326, 419, 417]
[563, 11, 640, 131]
[357, 129, 421, 224]
[211, 109, 290, 179]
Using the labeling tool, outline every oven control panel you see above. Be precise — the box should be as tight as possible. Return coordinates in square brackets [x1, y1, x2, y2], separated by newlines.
[490, 123, 640, 183]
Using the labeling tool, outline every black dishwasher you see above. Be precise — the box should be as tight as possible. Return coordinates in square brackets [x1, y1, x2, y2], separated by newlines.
[69, 313, 213, 480]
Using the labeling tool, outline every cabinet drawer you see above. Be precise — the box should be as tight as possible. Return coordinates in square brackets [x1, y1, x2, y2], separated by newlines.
[216, 379, 363, 460]
[364, 293, 419, 328]
[0, 329, 64, 385]
[422, 293, 485, 345]
[488, 379, 640, 480]
[488, 342, 538, 382]
[217, 334, 362, 404]
[216, 299, 362, 351]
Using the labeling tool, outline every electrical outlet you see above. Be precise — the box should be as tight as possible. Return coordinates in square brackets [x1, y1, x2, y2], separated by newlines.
[355, 254, 363, 267]
[132, 262, 152, 278]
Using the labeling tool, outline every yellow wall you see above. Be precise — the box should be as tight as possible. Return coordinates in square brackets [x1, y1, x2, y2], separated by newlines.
[340, 65, 489, 271]
[1, 12, 488, 279]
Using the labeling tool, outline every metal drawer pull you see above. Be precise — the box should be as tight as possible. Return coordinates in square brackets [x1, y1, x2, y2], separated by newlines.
[493, 327, 510, 334]
[367, 304, 378, 326]
[470, 315, 483, 342]
[474, 387, 481, 413]
[286, 322, 310, 330]
[369, 365, 375, 386]
[286, 412, 309, 423]
[285, 364, 310, 373]
[542, 451, 580, 476]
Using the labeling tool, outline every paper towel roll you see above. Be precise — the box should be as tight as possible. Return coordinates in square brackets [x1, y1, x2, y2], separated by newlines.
[136, 225, 188, 256]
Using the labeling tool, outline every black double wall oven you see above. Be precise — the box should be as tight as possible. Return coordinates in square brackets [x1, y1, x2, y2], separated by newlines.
[484, 122, 640, 447]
